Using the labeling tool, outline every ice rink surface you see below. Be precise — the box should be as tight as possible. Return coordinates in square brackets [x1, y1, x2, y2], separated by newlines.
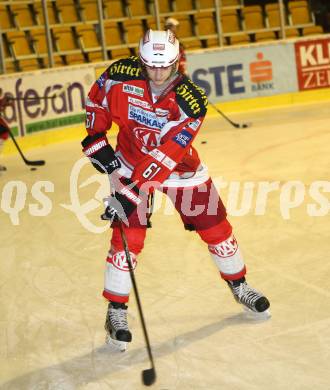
[0, 101, 329, 390]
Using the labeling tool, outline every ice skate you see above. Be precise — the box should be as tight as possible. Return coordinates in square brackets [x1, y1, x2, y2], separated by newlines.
[105, 302, 132, 351]
[227, 278, 271, 319]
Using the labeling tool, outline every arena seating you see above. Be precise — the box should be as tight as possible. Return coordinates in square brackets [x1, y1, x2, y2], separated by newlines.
[0, 0, 325, 73]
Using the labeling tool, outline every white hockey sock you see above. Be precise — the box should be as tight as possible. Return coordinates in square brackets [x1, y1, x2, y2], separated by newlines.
[208, 235, 246, 280]
[103, 251, 137, 301]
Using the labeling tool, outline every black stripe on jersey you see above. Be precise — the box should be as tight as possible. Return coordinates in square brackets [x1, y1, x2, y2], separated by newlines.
[175, 76, 208, 118]
[106, 56, 144, 81]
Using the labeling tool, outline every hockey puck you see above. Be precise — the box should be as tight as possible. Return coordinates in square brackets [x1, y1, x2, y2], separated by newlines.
[201, 140, 207, 144]
[30, 167, 37, 171]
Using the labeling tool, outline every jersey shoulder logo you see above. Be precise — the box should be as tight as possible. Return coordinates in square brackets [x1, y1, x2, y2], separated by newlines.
[175, 77, 208, 118]
[172, 130, 193, 148]
[106, 56, 143, 82]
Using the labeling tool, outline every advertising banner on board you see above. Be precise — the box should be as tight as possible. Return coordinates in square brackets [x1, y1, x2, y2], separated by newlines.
[0, 65, 95, 136]
[294, 37, 330, 91]
[1, 35, 330, 138]
[186, 42, 298, 102]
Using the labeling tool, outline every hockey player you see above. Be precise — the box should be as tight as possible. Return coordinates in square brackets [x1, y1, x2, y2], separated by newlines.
[0, 96, 10, 172]
[82, 30, 270, 350]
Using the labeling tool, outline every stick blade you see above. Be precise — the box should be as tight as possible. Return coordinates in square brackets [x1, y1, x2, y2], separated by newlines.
[27, 160, 45, 166]
[240, 122, 252, 128]
[142, 368, 156, 386]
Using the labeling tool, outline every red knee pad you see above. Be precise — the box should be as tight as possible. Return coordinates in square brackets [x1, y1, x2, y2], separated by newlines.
[197, 218, 233, 245]
[110, 227, 147, 255]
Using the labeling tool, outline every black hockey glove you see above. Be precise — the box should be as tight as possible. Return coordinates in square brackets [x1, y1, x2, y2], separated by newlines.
[81, 133, 120, 174]
[101, 177, 145, 223]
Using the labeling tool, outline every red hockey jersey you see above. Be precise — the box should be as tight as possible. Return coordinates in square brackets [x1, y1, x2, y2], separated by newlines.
[85, 56, 208, 188]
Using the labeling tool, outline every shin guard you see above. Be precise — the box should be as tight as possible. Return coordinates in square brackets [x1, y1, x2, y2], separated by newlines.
[103, 250, 137, 303]
[208, 235, 246, 280]
[197, 219, 246, 280]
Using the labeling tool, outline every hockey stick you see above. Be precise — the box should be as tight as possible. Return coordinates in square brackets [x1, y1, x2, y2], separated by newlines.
[209, 101, 251, 129]
[8, 129, 45, 166]
[118, 221, 156, 387]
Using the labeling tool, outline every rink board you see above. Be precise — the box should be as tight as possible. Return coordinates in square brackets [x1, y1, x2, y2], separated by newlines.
[1, 34, 330, 156]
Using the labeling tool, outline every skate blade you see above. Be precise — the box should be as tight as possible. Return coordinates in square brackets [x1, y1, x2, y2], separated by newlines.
[105, 333, 128, 352]
[243, 307, 271, 321]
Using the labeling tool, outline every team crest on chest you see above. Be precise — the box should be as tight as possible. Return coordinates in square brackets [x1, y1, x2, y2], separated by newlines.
[133, 127, 161, 154]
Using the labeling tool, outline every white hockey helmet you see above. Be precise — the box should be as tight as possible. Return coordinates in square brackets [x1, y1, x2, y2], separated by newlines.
[139, 29, 179, 68]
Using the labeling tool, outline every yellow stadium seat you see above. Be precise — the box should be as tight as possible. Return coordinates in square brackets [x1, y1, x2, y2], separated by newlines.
[43, 55, 65, 67]
[199, 0, 215, 9]
[111, 47, 131, 59]
[104, 21, 123, 46]
[173, 15, 194, 38]
[222, 0, 241, 7]
[3, 43, 17, 73]
[11, 4, 36, 28]
[146, 18, 157, 30]
[2, 45, 10, 62]
[27, 29, 55, 67]
[182, 39, 202, 50]
[45, 52, 84, 66]
[31, 28, 50, 55]
[302, 25, 324, 36]
[173, 0, 194, 12]
[205, 37, 222, 48]
[127, 0, 149, 16]
[255, 31, 277, 42]
[265, 3, 281, 28]
[283, 27, 299, 38]
[0, 5, 14, 30]
[195, 12, 217, 36]
[88, 51, 106, 62]
[80, 0, 102, 21]
[6, 31, 34, 57]
[34, 2, 58, 25]
[5, 33, 40, 72]
[104, 0, 127, 19]
[4, 60, 18, 74]
[18, 58, 40, 72]
[288, 1, 312, 25]
[76, 25, 100, 50]
[123, 20, 145, 44]
[229, 33, 250, 45]
[158, 0, 170, 13]
[52, 26, 78, 51]
[221, 9, 240, 33]
[65, 53, 86, 65]
[56, 0, 81, 23]
[243, 5, 264, 30]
